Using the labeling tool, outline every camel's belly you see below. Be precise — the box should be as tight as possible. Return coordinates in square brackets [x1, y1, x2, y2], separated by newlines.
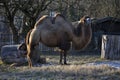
[41, 38, 58, 47]
[40, 32, 59, 47]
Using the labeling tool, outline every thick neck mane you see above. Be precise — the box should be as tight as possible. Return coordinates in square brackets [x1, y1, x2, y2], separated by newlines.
[34, 15, 49, 28]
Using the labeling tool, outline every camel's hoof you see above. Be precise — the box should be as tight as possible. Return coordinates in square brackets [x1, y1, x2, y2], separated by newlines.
[59, 62, 64, 65]
[59, 63, 70, 65]
[28, 65, 32, 68]
[64, 63, 70, 65]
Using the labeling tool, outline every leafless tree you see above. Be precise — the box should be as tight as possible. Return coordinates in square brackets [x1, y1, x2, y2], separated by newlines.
[0, 0, 19, 43]
[0, 0, 53, 43]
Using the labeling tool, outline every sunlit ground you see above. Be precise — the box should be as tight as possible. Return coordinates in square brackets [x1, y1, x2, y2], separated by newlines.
[0, 54, 120, 80]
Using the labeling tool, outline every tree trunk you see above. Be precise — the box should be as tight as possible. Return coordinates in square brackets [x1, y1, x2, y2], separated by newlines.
[101, 35, 120, 60]
[10, 22, 19, 44]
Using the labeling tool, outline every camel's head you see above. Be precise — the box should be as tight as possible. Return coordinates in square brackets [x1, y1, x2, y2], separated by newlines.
[17, 42, 27, 51]
[80, 16, 91, 25]
[74, 16, 91, 36]
[17, 42, 27, 56]
[85, 17, 91, 24]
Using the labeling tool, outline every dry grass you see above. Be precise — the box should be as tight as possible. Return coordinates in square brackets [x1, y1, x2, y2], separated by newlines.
[0, 54, 120, 80]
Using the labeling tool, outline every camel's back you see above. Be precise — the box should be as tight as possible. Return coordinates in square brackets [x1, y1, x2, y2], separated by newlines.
[53, 14, 74, 38]
[34, 15, 52, 28]
[33, 13, 74, 42]
[35, 15, 72, 33]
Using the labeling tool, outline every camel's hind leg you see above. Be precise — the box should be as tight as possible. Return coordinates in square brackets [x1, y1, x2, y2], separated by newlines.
[27, 45, 32, 68]
[27, 54, 32, 68]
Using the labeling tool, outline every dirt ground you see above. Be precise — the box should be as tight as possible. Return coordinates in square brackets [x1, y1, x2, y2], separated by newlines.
[0, 54, 120, 80]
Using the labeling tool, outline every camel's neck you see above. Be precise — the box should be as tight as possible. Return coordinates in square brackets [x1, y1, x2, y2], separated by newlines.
[72, 23, 92, 50]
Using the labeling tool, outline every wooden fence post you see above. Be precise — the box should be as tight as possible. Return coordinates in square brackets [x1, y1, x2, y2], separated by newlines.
[101, 35, 120, 60]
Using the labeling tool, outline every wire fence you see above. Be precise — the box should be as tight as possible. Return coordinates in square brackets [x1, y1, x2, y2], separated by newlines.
[0, 33, 13, 48]
[0, 33, 55, 52]
[0, 33, 98, 52]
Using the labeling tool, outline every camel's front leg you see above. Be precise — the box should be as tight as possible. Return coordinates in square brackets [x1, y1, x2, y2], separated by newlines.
[63, 51, 67, 64]
[59, 50, 67, 65]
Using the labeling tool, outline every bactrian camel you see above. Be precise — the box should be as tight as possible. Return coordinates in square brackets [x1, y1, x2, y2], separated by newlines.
[26, 13, 92, 67]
